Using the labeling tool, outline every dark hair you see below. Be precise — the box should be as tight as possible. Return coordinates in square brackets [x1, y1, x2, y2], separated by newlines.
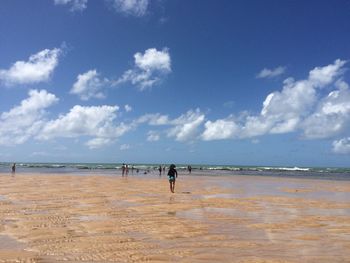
[170, 164, 176, 169]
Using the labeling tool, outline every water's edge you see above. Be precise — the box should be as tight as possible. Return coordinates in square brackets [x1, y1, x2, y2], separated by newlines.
[1, 162, 349, 181]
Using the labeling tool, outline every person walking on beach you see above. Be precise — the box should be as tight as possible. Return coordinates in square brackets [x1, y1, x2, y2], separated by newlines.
[158, 165, 162, 176]
[167, 164, 178, 193]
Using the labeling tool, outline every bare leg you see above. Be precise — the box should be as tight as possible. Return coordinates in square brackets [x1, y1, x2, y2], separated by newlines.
[170, 181, 175, 193]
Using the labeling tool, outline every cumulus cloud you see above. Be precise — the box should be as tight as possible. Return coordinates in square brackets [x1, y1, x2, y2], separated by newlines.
[147, 130, 160, 141]
[302, 80, 350, 139]
[54, 0, 88, 11]
[2, 59, 348, 152]
[202, 117, 239, 141]
[70, 70, 107, 100]
[136, 113, 170, 125]
[257, 66, 286, 79]
[38, 105, 131, 141]
[332, 137, 350, 154]
[0, 90, 136, 148]
[201, 59, 348, 141]
[86, 138, 112, 149]
[167, 109, 205, 141]
[134, 48, 171, 72]
[0, 90, 58, 145]
[134, 110, 206, 142]
[0, 48, 61, 86]
[308, 59, 346, 87]
[124, 104, 132, 112]
[114, 48, 171, 90]
[111, 0, 149, 16]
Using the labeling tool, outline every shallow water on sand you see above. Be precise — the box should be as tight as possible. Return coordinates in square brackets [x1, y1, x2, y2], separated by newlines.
[0, 234, 25, 250]
[0, 174, 349, 262]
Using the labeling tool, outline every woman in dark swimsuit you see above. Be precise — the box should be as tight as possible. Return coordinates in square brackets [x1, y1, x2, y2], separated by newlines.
[167, 164, 178, 193]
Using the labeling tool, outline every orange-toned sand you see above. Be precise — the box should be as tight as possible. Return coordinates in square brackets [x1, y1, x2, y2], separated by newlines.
[0, 173, 349, 262]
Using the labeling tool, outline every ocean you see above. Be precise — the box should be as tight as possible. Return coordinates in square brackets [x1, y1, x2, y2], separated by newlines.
[0, 162, 350, 181]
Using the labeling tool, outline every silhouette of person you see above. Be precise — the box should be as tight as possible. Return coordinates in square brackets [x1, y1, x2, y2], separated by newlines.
[122, 163, 126, 176]
[188, 165, 192, 174]
[11, 163, 16, 175]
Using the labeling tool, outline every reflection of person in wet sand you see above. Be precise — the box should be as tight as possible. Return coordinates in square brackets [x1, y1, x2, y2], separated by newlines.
[167, 164, 178, 193]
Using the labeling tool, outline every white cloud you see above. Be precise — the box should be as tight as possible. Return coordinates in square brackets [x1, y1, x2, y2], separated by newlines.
[111, 0, 149, 16]
[260, 79, 316, 122]
[302, 80, 350, 139]
[257, 66, 286, 79]
[0, 48, 61, 85]
[168, 109, 205, 141]
[70, 70, 107, 101]
[54, 0, 88, 11]
[248, 60, 347, 137]
[147, 130, 160, 141]
[202, 118, 239, 141]
[0, 90, 58, 145]
[332, 137, 350, 154]
[86, 138, 112, 149]
[134, 48, 171, 72]
[124, 104, 132, 112]
[120, 143, 131, 150]
[201, 59, 348, 141]
[114, 48, 171, 90]
[0, 95, 135, 149]
[136, 113, 170, 125]
[136, 110, 206, 142]
[38, 105, 130, 141]
[308, 59, 346, 87]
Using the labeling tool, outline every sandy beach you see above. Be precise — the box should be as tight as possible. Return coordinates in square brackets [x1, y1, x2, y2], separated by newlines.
[0, 173, 349, 262]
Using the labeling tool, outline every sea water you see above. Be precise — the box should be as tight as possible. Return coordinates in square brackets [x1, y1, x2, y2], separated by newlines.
[0, 162, 349, 181]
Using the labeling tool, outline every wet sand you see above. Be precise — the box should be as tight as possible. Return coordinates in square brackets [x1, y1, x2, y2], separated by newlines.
[0, 173, 349, 262]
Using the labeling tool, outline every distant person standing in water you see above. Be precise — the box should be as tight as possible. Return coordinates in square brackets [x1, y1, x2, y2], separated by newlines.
[167, 164, 178, 193]
[122, 163, 126, 176]
[158, 165, 162, 176]
[11, 163, 16, 174]
[188, 165, 192, 174]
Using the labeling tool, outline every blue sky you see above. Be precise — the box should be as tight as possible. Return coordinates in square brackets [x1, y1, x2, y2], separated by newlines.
[1, 0, 350, 166]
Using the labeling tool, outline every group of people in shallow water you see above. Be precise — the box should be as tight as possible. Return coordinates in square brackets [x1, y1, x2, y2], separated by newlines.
[10, 162, 187, 194]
